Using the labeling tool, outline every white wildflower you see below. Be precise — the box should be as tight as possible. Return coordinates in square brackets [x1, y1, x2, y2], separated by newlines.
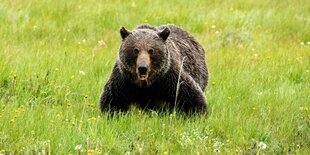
[75, 144, 83, 150]
[79, 70, 85, 75]
[98, 40, 106, 47]
[214, 148, 221, 153]
[211, 25, 216, 29]
[258, 141, 267, 150]
[300, 42, 304, 45]
[125, 151, 131, 155]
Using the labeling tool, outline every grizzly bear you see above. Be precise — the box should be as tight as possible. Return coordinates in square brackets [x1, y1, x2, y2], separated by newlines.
[100, 24, 208, 114]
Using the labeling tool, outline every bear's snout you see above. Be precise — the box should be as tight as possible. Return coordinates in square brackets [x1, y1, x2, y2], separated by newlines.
[137, 62, 148, 81]
[136, 51, 151, 81]
[138, 63, 148, 75]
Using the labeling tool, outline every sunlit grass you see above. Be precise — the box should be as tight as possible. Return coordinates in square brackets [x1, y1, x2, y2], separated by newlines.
[0, 0, 309, 154]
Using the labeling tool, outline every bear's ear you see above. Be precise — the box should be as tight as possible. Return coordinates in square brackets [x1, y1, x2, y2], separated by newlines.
[158, 27, 170, 41]
[120, 27, 131, 40]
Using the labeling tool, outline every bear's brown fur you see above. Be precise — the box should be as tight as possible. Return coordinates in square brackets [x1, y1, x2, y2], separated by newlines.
[100, 24, 208, 114]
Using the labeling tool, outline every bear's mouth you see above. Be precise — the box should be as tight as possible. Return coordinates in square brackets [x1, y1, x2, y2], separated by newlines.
[138, 74, 148, 81]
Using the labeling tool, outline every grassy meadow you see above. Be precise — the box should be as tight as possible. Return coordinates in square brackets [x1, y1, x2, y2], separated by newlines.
[0, 0, 309, 154]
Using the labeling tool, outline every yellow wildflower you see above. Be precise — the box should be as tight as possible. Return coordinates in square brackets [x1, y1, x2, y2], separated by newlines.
[87, 149, 95, 155]
[88, 103, 94, 107]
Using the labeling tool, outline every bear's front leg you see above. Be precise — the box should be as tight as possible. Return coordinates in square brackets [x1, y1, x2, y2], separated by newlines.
[100, 66, 130, 113]
[100, 85, 129, 113]
[176, 73, 208, 115]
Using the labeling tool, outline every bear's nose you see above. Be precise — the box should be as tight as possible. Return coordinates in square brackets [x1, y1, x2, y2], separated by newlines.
[138, 64, 148, 75]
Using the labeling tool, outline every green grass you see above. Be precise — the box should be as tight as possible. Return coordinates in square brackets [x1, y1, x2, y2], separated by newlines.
[0, 0, 309, 154]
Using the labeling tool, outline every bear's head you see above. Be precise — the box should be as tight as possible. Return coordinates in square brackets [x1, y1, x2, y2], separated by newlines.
[117, 25, 170, 87]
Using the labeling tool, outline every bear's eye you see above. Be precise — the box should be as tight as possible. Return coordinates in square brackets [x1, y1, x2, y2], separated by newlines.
[133, 48, 139, 54]
[148, 48, 154, 55]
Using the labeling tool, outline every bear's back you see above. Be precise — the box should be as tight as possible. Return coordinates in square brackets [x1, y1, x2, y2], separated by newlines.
[159, 24, 208, 90]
